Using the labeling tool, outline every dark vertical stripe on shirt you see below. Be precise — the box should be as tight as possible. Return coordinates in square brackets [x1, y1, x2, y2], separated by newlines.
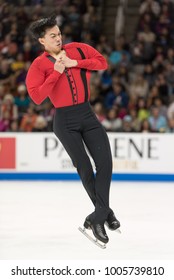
[47, 55, 56, 64]
[76, 48, 88, 102]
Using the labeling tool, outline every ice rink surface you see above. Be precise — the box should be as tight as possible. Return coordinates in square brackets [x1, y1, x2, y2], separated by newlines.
[0, 180, 174, 260]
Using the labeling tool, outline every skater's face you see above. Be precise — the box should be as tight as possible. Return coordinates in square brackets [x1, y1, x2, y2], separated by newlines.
[39, 25, 62, 55]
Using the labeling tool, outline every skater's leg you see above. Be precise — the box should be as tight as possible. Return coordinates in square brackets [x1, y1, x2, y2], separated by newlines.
[53, 103, 118, 241]
[82, 115, 112, 222]
[53, 110, 96, 205]
[80, 105, 121, 231]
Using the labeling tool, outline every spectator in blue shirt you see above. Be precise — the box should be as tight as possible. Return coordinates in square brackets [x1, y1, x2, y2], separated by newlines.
[148, 106, 168, 132]
[104, 82, 129, 110]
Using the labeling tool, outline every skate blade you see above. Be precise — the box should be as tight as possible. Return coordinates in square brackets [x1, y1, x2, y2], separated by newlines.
[78, 227, 106, 249]
[116, 228, 121, 234]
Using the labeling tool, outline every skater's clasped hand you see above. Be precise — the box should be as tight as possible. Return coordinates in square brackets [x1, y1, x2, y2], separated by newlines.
[60, 55, 78, 68]
[54, 54, 77, 73]
[54, 60, 65, 73]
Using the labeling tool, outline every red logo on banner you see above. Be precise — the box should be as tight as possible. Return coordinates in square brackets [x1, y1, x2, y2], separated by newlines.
[0, 138, 16, 169]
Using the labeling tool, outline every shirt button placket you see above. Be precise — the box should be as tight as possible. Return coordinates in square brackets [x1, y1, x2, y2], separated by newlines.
[66, 69, 77, 105]
[70, 78, 77, 104]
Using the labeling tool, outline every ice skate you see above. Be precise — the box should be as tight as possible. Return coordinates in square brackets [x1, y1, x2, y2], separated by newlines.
[105, 210, 121, 233]
[78, 214, 109, 249]
[84, 215, 109, 243]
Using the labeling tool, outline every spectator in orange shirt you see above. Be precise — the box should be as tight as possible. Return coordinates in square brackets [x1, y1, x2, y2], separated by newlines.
[19, 105, 37, 132]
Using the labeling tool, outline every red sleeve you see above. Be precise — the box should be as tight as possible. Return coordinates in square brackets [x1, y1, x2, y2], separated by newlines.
[26, 59, 61, 105]
[76, 43, 108, 71]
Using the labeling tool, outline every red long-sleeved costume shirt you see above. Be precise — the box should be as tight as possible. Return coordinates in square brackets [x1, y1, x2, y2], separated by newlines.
[26, 42, 108, 107]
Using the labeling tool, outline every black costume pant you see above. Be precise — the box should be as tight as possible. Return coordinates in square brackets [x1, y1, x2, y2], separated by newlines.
[53, 102, 113, 222]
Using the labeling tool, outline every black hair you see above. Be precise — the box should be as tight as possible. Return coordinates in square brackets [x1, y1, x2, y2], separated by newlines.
[29, 15, 57, 40]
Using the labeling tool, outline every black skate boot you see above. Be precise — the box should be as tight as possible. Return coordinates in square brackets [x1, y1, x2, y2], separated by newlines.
[84, 215, 109, 244]
[105, 210, 120, 231]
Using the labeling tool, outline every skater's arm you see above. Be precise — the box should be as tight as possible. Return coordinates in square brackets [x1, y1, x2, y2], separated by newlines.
[76, 43, 108, 71]
[26, 59, 63, 105]
[62, 43, 108, 71]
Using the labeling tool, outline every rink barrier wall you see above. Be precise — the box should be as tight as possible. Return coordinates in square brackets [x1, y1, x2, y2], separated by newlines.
[1, 132, 174, 182]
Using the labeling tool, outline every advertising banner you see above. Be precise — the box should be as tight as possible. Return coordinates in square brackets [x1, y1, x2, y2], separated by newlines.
[0, 133, 174, 181]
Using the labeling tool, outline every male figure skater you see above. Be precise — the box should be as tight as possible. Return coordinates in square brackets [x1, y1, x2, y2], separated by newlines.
[26, 15, 120, 244]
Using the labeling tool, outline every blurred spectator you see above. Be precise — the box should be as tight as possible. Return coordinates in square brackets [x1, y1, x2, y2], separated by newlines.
[32, 115, 48, 132]
[143, 64, 156, 88]
[137, 12, 154, 32]
[155, 73, 169, 105]
[92, 102, 106, 123]
[0, 59, 14, 86]
[104, 82, 129, 109]
[130, 41, 145, 65]
[10, 120, 19, 132]
[11, 53, 25, 72]
[1, 34, 18, 59]
[139, 0, 161, 17]
[22, 38, 36, 62]
[14, 83, 31, 120]
[155, 14, 170, 36]
[138, 24, 156, 44]
[167, 117, 174, 132]
[140, 118, 152, 132]
[167, 97, 174, 119]
[152, 53, 165, 74]
[19, 105, 37, 132]
[137, 97, 150, 121]
[165, 48, 174, 64]
[0, 93, 18, 122]
[164, 62, 174, 95]
[129, 108, 141, 132]
[0, 84, 5, 104]
[109, 38, 130, 66]
[153, 97, 167, 117]
[128, 94, 138, 111]
[118, 115, 135, 133]
[90, 84, 102, 106]
[148, 106, 168, 132]
[146, 85, 160, 107]
[102, 108, 122, 132]
[0, 111, 11, 131]
[15, 61, 31, 85]
[42, 102, 55, 132]
[129, 73, 149, 99]
[95, 35, 112, 55]
[100, 62, 113, 94]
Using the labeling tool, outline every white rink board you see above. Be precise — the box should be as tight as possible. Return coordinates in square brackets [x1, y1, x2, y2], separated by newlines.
[0, 132, 174, 175]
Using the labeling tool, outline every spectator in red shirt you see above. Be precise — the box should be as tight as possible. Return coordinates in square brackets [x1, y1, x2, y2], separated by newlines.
[26, 15, 120, 246]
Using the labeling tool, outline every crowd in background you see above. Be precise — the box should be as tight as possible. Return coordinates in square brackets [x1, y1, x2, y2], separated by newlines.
[1, 0, 174, 133]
